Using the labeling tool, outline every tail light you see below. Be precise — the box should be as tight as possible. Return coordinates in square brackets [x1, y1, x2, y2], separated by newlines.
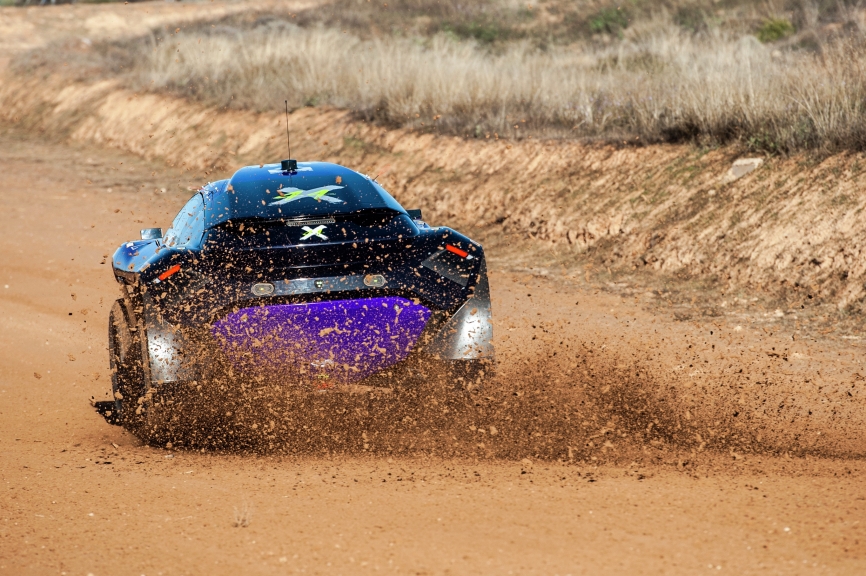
[156, 264, 181, 282]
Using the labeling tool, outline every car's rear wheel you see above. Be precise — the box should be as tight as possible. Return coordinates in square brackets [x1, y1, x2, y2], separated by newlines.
[109, 300, 140, 422]
[108, 299, 166, 443]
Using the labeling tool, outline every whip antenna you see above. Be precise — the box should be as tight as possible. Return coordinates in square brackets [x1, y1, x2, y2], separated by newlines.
[285, 100, 291, 158]
[281, 100, 297, 173]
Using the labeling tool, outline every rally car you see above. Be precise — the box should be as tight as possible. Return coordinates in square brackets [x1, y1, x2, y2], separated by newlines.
[108, 159, 494, 436]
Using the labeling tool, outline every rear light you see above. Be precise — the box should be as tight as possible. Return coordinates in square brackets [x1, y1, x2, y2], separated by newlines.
[158, 264, 181, 281]
[363, 274, 386, 287]
[445, 244, 469, 258]
[422, 246, 474, 287]
[251, 283, 275, 296]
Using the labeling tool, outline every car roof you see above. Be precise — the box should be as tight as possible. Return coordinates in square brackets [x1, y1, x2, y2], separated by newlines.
[203, 161, 405, 228]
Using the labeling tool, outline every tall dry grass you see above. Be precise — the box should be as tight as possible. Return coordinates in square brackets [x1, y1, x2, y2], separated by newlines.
[135, 17, 866, 151]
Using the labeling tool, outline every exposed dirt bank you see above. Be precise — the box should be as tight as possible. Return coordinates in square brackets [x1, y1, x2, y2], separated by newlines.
[5, 61, 866, 316]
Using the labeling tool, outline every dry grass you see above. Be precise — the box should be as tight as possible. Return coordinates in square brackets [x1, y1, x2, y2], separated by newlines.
[133, 14, 866, 152]
[14, 0, 866, 152]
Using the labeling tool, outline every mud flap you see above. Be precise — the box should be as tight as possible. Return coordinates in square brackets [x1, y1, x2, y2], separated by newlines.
[143, 315, 198, 385]
[424, 260, 495, 361]
[93, 400, 122, 426]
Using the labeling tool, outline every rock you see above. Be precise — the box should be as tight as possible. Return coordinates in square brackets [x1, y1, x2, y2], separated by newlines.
[723, 158, 763, 183]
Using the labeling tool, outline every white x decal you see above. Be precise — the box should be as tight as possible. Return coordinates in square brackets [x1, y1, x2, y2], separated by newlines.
[269, 185, 345, 205]
[300, 225, 328, 241]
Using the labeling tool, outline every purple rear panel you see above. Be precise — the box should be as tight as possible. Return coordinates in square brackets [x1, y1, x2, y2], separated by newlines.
[211, 297, 431, 385]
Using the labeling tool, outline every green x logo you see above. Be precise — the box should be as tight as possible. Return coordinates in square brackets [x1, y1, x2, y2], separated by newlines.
[270, 185, 345, 205]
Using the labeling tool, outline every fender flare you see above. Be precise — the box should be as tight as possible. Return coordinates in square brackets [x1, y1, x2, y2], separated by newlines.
[423, 260, 494, 360]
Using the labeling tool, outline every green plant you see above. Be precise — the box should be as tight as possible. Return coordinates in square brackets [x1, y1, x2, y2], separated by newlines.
[757, 18, 795, 43]
[674, 6, 708, 32]
[442, 21, 506, 44]
[747, 131, 782, 154]
[589, 7, 629, 35]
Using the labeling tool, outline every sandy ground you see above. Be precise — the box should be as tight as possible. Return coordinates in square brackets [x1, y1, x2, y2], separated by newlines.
[1, 130, 866, 576]
[1, 2, 866, 574]
[0, 0, 316, 59]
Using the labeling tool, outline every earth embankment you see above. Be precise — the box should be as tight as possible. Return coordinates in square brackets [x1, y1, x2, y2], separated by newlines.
[4, 65, 866, 312]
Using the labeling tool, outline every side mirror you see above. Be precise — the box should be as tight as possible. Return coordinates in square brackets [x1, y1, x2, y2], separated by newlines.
[406, 209, 423, 220]
[140, 228, 163, 240]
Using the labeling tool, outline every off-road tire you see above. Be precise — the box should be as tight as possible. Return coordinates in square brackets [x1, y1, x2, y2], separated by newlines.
[108, 299, 167, 443]
[109, 300, 141, 424]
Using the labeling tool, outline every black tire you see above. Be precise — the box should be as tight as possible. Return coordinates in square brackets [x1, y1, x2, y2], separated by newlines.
[109, 300, 141, 424]
[108, 299, 164, 443]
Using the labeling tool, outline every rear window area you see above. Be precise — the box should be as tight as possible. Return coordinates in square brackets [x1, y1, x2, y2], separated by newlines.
[204, 162, 404, 227]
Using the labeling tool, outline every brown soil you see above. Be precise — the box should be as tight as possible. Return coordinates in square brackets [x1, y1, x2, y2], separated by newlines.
[1, 2, 866, 573]
[2, 132, 866, 574]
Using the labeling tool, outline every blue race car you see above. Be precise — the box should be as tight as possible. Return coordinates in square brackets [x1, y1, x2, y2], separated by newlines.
[108, 159, 494, 438]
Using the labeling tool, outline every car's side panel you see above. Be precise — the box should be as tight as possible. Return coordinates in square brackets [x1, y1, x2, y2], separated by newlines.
[112, 239, 161, 277]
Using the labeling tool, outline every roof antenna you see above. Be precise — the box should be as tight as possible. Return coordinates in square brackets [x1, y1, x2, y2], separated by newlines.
[281, 100, 297, 173]
[372, 163, 391, 183]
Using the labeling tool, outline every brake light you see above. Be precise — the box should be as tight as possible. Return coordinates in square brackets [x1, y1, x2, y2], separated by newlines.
[445, 244, 468, 258]
[158, 264, 181, 281]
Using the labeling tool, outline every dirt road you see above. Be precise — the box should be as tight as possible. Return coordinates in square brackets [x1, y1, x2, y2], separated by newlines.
[1, 133, 865, 575]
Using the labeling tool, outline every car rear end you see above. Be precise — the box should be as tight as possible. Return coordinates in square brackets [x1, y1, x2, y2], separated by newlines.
[122, 162, 493, 393]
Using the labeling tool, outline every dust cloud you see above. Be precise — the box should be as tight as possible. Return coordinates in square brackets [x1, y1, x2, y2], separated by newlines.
[131, 318, 865, 463]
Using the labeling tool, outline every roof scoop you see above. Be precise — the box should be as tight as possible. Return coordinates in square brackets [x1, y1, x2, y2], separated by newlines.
[281, 159, 298, 173]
